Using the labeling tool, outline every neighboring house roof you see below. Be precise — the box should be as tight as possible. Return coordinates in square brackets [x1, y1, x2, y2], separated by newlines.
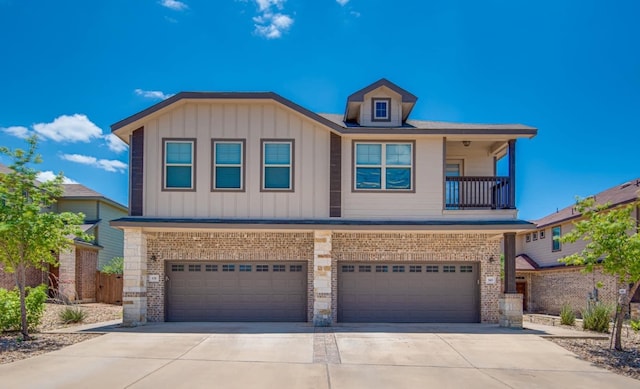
[61, 184, 128, 212]
[533, 178, 640, 228]
[111, 91, 537, 138]
[516, 254, 539, 271]
[0, 163, 11, 174]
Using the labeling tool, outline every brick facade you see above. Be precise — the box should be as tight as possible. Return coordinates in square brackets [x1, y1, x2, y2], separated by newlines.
[332, 232, 502, 323]
[121, 229, 504, 325]
[518, 267, 619, 315]
[0, 263, 47, 290]
[144, 231, 314, 322]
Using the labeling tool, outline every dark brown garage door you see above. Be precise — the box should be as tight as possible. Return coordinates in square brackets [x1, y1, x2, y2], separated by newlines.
[338, 262, 479, 323]
[166, 262, 307, 322]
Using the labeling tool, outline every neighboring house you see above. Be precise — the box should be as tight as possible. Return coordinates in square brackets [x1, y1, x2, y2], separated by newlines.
[516, 179, 640, 315]
[110, 79, 537, 326]
[0, 163, 127, 301]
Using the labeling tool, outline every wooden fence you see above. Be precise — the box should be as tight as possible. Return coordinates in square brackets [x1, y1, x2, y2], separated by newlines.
[95, 272, 123, 305]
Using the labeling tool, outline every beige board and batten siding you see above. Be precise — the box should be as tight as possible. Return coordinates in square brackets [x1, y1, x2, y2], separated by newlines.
[342, 137, 444, 219]
[445, 141, 495, 177]
[96, 201, 126, 268]
[359, 88, 402, 127]
[142, 101, 330, 218]
[517, 222, 588, 268]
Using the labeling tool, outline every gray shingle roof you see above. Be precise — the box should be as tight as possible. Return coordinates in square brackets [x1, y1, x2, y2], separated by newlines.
[534, 178, 640, 228]
[61, 184, 104, 198]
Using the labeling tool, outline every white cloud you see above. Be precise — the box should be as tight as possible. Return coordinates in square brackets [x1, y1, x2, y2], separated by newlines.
[159, 0, 188, 11]
[134, 88, 174, 100]
[2, 126, 31, 139]
[336, 0, 349, 5]
[32, 114, 103, 143]
[252, 1, 293, 39]
[104, 133, 128, 153]
[37, 171, 79, 184]
[350, 10, 360, 17]
[61, 154, 128, 173]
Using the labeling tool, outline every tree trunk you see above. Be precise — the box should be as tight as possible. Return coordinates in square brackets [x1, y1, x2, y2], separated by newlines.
[614, 281, 640, 351]
[17, 262, 30, 340]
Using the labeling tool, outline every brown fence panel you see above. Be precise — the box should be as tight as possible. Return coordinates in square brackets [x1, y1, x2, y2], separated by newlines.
[96, 272, 123, 305]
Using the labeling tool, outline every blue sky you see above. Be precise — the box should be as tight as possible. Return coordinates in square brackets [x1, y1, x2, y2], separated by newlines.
[1, 0, 638, 220]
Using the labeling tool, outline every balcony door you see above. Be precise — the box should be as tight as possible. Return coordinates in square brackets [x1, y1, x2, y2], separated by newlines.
[445, 160, 463, 209]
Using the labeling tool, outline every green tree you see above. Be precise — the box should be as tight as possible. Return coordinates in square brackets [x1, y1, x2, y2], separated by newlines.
[560, 196, 640, 350]
[0, 137, 86, 340]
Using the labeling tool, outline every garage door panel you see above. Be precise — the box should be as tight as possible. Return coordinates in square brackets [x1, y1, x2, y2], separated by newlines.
[339, 262, 479, 323]
[167, 262, 307, 322]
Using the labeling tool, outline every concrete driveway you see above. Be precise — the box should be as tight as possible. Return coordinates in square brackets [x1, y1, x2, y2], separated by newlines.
[0, 322, 636, 388]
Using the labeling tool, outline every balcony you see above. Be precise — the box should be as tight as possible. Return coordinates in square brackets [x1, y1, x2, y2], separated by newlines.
[445, 176, 513, 209]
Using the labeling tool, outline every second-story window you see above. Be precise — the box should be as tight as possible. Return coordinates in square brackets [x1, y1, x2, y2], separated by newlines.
[163, 139, 195, 190]
[262, 140, 294, 191]
[354, 142, 413, 191]
[212, 139, 245, 191]
[552, 226, 562, 252]
[372, 98, 391, 121]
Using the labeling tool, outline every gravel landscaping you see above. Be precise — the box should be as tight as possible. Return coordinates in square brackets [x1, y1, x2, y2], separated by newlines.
[0, 302, 122, 365]
[549, 329, 640, 380]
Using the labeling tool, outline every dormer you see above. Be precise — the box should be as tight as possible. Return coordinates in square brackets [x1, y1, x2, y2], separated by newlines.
[343, 78, 418, 127]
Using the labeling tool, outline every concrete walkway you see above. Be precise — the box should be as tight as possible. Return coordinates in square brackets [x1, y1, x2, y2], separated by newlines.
[1, 322, 635, 388]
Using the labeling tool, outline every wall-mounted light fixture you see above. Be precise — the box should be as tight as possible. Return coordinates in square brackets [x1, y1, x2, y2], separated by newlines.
[462, 140, 471, 147]
[150, 254, 157, 262]
[488, 256, 495, 263]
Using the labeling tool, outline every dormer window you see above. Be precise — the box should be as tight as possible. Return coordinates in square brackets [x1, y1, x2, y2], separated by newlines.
[372, 98, 391, 122]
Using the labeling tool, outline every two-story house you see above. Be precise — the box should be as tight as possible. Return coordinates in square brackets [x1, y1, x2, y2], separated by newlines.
[516, 179, 640, 315]
[110, 79, 537, 326]
[0, 163, 127, 302]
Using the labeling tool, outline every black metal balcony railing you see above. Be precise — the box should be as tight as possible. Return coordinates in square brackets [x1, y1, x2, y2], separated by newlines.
[445, 176, 513, 209]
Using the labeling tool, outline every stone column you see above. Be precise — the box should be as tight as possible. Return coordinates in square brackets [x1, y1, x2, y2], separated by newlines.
[500, 231, 523, 328]
[313, 230, 332, 326]
[123, 228, 147, 325]
[58, 245, 76, 301]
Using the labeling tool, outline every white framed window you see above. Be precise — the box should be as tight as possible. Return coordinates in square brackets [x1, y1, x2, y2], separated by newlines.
[163, 139, 195, 190]
[212, 139, 244, 191]
[354, 141, 413, 191]
[261, 139, 294, 191]
[372, 98, 391, 121]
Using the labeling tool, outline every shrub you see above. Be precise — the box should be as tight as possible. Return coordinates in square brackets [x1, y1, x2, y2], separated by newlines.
[58, 306, 87, 324]
[581, 303, 613, 333]
[100, 256, 124, 275]
[0, 285, 48, 332]
[560, 304, 576, 326]
[630, 319, 640, 333]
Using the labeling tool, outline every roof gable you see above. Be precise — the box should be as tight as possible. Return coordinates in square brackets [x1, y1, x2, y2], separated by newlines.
[346, 78, 418, 103]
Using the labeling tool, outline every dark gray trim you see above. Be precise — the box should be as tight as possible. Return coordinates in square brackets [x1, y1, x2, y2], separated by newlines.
[161, 138, 197, 192]
[260, 139, 295, 192]
[110, 217, 536, 231]
[508, 140, 516, 209]
[347, 78, 418, 103]
[330, 133, 342, 217]
[111, 91, 537, 138]
[211, 138, 246, 192]
[130, 127, 144, 216]
[503, 232, 517, 294]
[112, 92, 346, 134]
[442, 138, 446, 210]
[351, 140, 416, 193]
[371, 98, 391, 122]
